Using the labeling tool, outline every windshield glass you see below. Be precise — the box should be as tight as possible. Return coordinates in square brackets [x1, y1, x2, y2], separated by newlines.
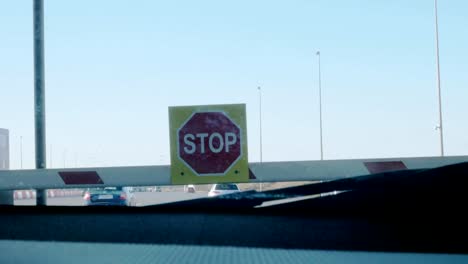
[1, 1, 468, 208]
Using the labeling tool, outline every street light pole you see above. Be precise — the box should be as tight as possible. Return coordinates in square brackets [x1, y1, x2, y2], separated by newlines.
[63, 149, 67, 168]
[49, 144, 52, 168]
[316, 51, 324, 160]
[258, 86, 263, 163]
[434, 0, 444, 156]
[20, 136, 23, 169]
[34, 0, 47, 205]
[258, 86, 263, 191]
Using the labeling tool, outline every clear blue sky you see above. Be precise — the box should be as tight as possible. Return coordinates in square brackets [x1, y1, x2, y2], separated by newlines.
[1, 0, 468, 169]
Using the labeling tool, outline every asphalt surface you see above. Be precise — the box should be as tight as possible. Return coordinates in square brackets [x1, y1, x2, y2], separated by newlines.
[14, 191, 208, 206]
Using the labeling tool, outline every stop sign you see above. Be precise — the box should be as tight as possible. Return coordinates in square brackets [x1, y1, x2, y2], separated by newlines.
[177, 112, 242, 175]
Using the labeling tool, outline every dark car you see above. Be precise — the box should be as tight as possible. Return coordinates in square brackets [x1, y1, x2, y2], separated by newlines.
[83, 187, 135, 206]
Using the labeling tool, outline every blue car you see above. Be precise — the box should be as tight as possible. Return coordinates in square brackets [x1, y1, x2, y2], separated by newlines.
[83, 187, 136, 206]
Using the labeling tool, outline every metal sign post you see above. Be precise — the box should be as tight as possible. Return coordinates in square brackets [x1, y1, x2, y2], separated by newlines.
[34, 0, 47, 205]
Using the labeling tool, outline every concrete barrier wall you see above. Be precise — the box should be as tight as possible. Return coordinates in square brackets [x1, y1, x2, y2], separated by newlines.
[14, 189, 83, 200]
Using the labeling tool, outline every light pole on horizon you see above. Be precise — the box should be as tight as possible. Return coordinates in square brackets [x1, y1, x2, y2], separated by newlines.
[316, 51, 324, 160]
[49, 144, 52, 168]
[20, 136, 23, 169]
[63, 149, 67, 168]
[258, 86, 263, 191]
[434, 0, 444, 156]
[258, 86, 263, 163]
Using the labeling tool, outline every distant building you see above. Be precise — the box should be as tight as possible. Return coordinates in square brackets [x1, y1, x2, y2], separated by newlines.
[0, 128, 9, 170]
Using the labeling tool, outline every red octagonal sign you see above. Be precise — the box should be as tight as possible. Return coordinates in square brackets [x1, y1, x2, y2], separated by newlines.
[177, 112, 242, 175]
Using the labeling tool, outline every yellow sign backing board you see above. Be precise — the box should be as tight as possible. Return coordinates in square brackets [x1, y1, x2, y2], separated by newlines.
[169, 104, 249, 184]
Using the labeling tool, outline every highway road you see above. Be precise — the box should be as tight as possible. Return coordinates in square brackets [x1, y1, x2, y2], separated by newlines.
[13, 191, 328, 207]
[14, 191, 209, 206]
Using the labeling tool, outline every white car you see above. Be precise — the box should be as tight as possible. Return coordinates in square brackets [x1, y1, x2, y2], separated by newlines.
[208, 184, 240, 197]
[184, 185, 196, 193]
